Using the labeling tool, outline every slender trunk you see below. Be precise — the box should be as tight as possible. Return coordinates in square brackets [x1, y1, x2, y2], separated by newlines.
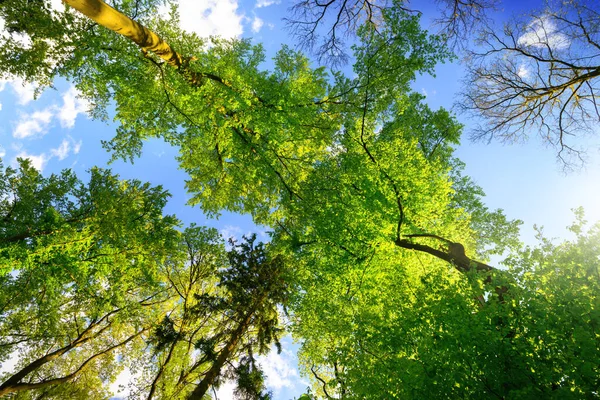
[147, 340, 178, 400]
[188, 292, 267, 400]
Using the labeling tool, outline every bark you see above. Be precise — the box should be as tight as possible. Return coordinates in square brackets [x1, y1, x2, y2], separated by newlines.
[62, 0, 273, 100]
[394, 238, 493, 274]
[63, 0, 182, 66]
[395, 237, 508, 302]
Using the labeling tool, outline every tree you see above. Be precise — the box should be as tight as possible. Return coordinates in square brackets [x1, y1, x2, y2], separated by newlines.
[285, 0, 499, 64]
[139, 230, 289, 400]
[292, 211, 600, 398]
[0, 159, 180, 398]
[137, 225, 228, 400]
[0, 162, 291, 399]
[25, 0, 506, 280]
[461, 0, 600, 166]
[188, 234, 290, 400]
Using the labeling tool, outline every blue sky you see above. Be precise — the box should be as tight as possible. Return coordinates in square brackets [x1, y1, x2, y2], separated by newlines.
[1, 0, 600, 398]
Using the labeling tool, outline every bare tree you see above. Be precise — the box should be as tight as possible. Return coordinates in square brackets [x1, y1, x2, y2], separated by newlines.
[433, 0, 500, 50]
[285, 0, 498, 65]
[285, 0, 393, 66]
[461, 1, 600, 166]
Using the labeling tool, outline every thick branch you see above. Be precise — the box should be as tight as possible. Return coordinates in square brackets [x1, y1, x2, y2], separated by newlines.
[395, 237, 493, 274]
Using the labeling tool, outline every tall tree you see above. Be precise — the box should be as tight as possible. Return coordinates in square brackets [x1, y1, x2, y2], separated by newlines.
[137, 229, 290, 400]
[139, 225, 227, 400]
[23, 0, 507, 281]
[188, 234, 290, 399]
[0, 159, 180, 398]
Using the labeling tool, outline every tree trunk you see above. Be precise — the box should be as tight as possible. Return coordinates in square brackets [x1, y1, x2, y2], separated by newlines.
[188, 292, 267, 400]
[63, 0, 182, 67]
[62, 0, 207, 87]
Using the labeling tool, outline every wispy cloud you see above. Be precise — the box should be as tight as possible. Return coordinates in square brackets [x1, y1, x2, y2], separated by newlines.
[252, 16, 264, 33]
[518, 15, 570, 51]
[58, 86, 89, 128]
[12, 137, 82, 171]
[13, 109, 53, 139]
[256, 0, 280, 8]
[50, 139, 71, 160]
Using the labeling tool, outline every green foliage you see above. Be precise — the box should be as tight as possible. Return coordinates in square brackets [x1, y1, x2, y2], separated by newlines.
[0, 163, 292, 399]
[231, 357, 272, 400]
[293, 213, 600, 398]
[2, 2, 598, 399]
[0, 159, 180, 398]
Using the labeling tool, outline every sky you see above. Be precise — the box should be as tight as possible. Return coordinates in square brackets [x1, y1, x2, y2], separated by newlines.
[1, 0, 600, 399]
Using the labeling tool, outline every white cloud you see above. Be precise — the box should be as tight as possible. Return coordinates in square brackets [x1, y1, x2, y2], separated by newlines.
[72, 139, 82, 154]
[10, 79, 37, 105]
[14, 151, 49, 171]
[0, 145, 5, 158]
[49, 0, 65, 13]
[518, 16, 570, 51]
[252, 16, 264, 33]
[215, 381, 236, 399]
[174, 0, 244, 39]
[49, 137, 81, 161]
[13, 109, 53, 139]
[220, 225, 242, 241]
[256, 0, 280, 8]
[259, 346, 301, 392]
[50, 139, 70, 160]
[517, 64, 529, 78]
[58, 86, 89, 128]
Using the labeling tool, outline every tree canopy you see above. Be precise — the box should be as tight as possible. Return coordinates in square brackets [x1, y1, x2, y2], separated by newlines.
[0, 0, 599, 398]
